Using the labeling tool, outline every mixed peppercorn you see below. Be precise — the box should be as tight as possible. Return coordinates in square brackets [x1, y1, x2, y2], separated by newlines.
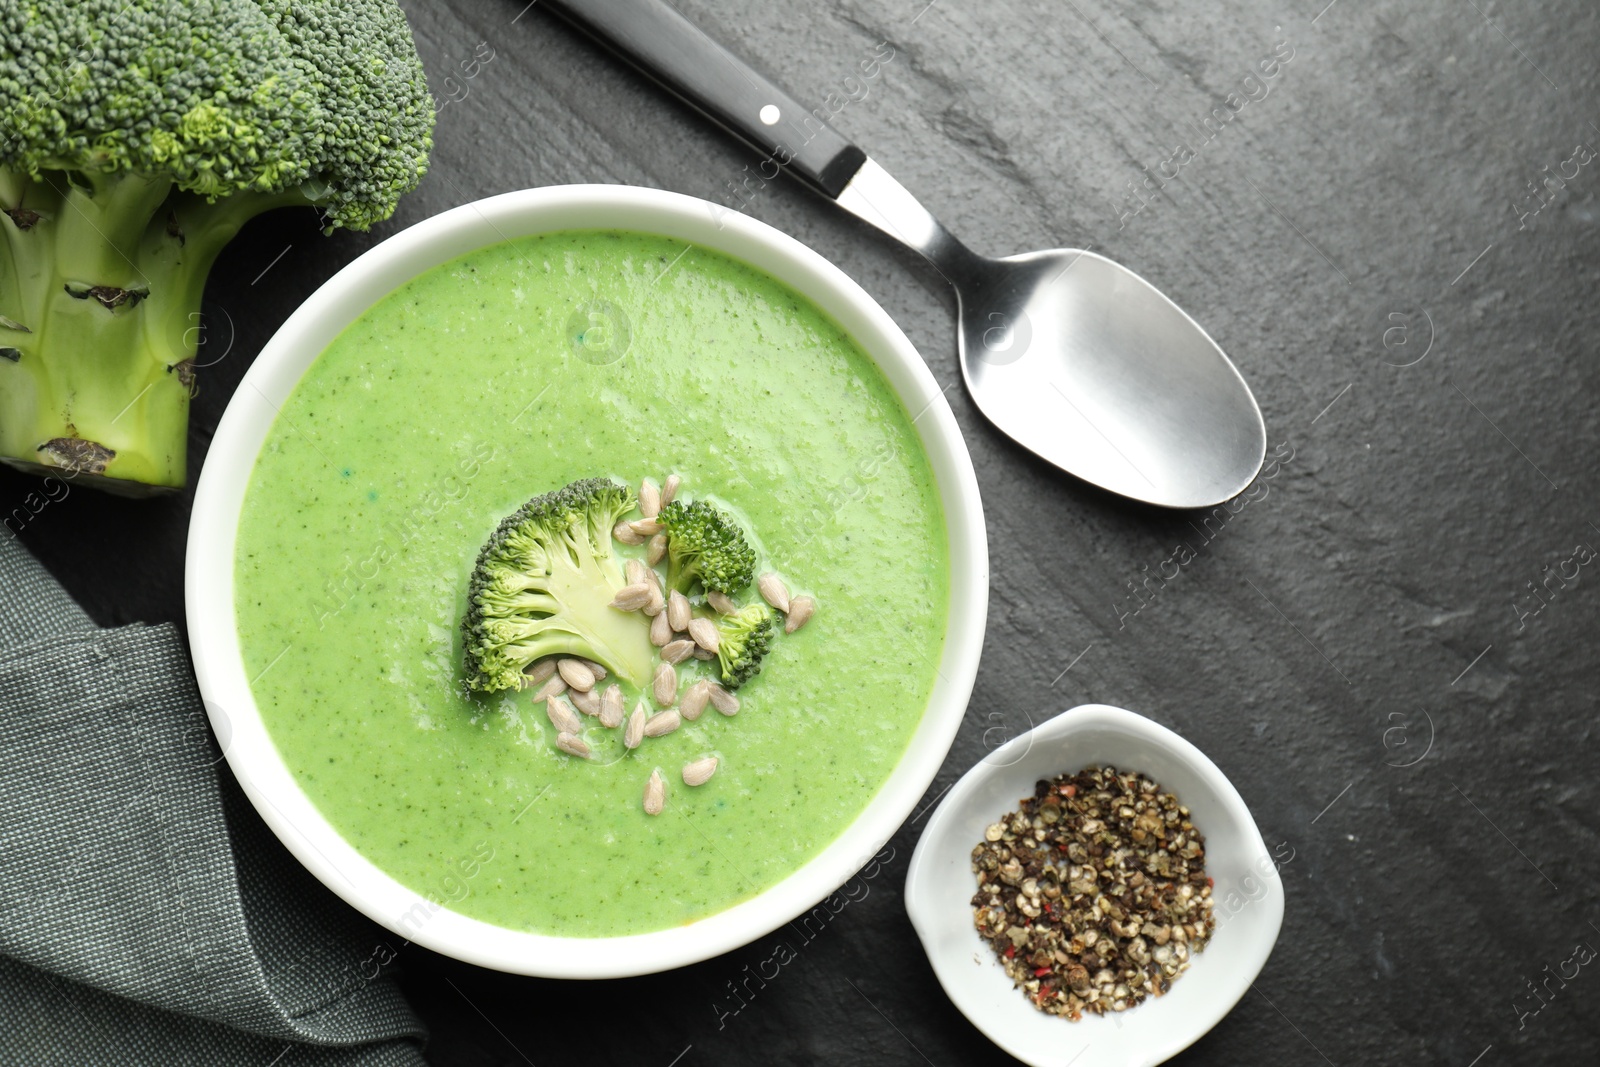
[970, 765, 1215, 1019]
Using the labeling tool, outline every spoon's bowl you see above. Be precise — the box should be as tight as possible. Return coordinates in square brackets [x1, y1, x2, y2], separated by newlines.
[955, 250, 1265, 509]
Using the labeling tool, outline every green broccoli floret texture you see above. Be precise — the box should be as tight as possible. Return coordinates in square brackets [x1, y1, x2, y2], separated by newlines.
[715, 603, 775, 689]
[658, 498, 757, 595]
[0, 0, 434, 493]
[462, 478, 656, 694]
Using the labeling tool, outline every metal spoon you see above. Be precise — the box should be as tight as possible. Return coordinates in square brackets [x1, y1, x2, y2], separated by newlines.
[546, 0, 1266, 509]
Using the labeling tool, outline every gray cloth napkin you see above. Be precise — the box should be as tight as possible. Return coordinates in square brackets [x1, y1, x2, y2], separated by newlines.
[0, 536, 428, 1065]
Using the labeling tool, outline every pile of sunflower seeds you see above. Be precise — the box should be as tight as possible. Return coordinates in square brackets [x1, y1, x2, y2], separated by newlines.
[524, 474, 817, 816]
[970, 765, 1215, 1020]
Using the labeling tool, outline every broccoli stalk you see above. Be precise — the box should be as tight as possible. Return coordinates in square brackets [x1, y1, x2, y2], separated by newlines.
[462, 479, 656, 694]
[0, 171, 309, 488]
[0, 0, 434, 493]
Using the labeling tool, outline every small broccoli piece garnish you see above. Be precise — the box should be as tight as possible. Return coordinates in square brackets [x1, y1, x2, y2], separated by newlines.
[715, 604, 776, 689]
[658, 498, 757, 595]
[462, 478, 655, 694]
[0, 0, 434, 492]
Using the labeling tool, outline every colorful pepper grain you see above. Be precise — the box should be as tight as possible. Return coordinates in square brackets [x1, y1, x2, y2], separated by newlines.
[970, 765, 1216, 1019]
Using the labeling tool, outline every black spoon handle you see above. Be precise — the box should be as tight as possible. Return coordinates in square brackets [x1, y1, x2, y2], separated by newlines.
[542, 0, 867, 198]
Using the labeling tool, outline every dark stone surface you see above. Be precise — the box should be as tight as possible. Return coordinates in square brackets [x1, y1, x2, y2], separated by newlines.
[9, 0, 1599, 1063]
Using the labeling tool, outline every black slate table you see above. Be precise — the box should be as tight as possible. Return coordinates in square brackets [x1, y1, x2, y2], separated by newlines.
[10, 0, 1599, 1063]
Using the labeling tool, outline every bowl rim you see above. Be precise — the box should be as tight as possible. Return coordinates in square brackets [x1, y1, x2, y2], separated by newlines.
[185, 183, 988, 977]
[903, 704, 1284, 1067]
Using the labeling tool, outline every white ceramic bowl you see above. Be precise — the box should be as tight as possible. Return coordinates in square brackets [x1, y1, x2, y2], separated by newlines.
[186, 185, 987, 977]
[905, 705, 1283, 1067]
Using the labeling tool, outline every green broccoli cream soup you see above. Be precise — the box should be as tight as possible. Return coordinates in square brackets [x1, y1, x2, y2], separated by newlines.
[235, 230, 949, 937]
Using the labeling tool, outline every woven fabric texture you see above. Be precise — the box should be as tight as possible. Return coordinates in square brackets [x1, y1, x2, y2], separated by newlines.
[0, 537, 427, 1065]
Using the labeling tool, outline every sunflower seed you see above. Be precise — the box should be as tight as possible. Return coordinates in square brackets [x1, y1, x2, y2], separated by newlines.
[661, 639, 695, 664]
[613, 520, 646, 546]
[643, 769, 665, 815]
[785, 596, 816, 633]
[556, 732, 591, 759]
[529, 674, 567, 702]
[523, 659, 557, 686]
[682, 757, 719, 787]
[650, 610, 672, 647]
[570, 686, 601, 716]
[643, 583, 665, 617]
[581, 659, 607, 681]
[557, 658, 596, 692]
[680, 679, 711, 721]
[625, 559, 648, 587]
[758, 573, 791, 613]
[610, 583, 651, 611]
[644, 708, 682, 737]
[687, 617, 719, 652]
[666, 590, 691, 632]
[547, 697, 582, 734]
[693, 647, 715, 660]
[624, 704, 646, 749]
[661, 474, 681, 506]
[647, 532, 667, 565]
[653, 662, 678, 706]
[639, 480, 662, 518]
[707, 682, 739, 716]
[706, 590, 738, 615]
[630, 518, 663, 537]
[599, 684, 625, 728]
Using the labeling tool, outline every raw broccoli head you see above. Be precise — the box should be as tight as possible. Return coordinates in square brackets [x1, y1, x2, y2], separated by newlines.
[658, 498, 757, 595]
[0, 0, 434, 491]
[1, 0, 433, 228]
[715, 604, 775, 689]
[462, 478, 655, 694]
